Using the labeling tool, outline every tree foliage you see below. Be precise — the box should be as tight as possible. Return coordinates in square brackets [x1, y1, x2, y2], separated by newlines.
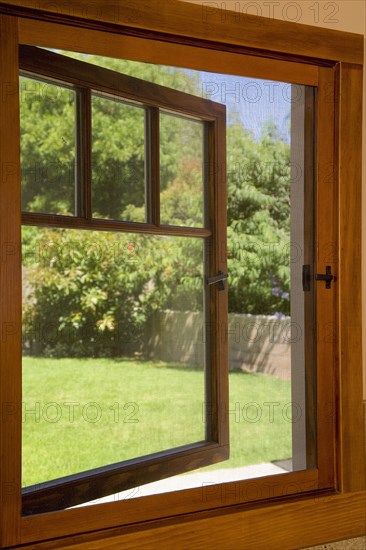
[21, 52, 291, 356]
[227, 119, 291, 315]
[23, 229, 203, 357]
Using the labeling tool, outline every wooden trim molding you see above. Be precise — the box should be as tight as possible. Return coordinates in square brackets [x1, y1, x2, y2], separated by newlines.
[316, 66, 338, 489]
[336, 62, 365, 493]
[20, 471, 318, 544]
[17, 19, 319, 87]
[17, 491, 366, 549]
[0, 0, 363, 65]
[0, 14, 22, 549]
[0, 1, 364, 548]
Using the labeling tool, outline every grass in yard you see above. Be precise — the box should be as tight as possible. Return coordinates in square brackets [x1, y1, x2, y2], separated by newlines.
[22, 357, 291, 487]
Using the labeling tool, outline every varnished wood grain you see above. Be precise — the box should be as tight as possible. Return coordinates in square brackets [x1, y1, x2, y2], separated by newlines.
[20, 470, 318, 544]
[336, 63, 366, 493]
[19, 491, 366, 549]
[0, 14, 22, 549]
[1, 0, 363, 64]
[316, 67, 337, 489]
[17, 19, 319, 87]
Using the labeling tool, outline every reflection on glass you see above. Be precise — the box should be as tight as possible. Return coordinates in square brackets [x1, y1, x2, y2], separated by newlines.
[22, 227, 206, 486]
[20, 76, 76, 215]
[160, 113, 204, 227]
[92, 95, 146, 222]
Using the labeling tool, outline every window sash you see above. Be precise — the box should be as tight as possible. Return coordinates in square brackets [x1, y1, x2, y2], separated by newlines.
[20, 45, 229, 515]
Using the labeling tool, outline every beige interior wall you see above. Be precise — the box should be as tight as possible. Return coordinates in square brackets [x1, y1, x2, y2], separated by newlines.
[184, 1, 366, 397]
[185, 0, 364, 32]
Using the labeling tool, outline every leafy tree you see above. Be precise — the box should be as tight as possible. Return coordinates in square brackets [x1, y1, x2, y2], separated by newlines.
[23, 229, 202, 357]
[20, 76, 76, 215]
[21, 51, 292, 357]
[226, 118, 291, 315]
[20, 53, 201, 219]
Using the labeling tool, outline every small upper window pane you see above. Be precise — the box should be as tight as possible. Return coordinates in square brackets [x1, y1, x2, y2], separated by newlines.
[20, 76, 77, 216]
[92, 95, 146, 222]
[160, 113, 205, 227]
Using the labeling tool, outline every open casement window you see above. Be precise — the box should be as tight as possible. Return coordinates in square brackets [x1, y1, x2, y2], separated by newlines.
[0, 3, 364, 548]
[20, 45, 228, 515]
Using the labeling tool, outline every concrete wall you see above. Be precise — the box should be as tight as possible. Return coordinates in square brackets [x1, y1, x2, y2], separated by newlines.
[145, 311, 291, 378]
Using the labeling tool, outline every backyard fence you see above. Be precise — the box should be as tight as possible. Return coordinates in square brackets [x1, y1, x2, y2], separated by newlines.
[145, 311, 292, 379]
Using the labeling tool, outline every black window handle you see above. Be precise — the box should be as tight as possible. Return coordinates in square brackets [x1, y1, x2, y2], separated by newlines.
[315, 266, 334, 289]
[206, 271, 228, 291]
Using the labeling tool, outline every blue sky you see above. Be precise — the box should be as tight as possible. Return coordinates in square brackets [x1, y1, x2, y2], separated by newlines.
[54, 48, 293, 143]
[197, 71, 292, 142]
[53, 48, 293, 142]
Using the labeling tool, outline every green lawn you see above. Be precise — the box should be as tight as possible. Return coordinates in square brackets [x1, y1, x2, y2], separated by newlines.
[22, 357, 292, 487]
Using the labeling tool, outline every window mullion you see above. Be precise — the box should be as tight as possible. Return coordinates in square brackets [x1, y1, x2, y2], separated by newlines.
[76, 87, 92, 219]
[146, 106, 160, 225]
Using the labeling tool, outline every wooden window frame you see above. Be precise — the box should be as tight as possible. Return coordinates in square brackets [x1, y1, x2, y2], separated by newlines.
[0, 1, 364, 548]
[19, 44, 229, 516]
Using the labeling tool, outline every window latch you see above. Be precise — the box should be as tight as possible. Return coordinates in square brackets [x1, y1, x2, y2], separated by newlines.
[303, 265, 335, 291]
[315, 266, 334, 289]
[206, 271, 228, 291]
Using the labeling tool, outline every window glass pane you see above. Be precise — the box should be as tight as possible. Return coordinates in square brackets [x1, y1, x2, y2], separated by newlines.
[20, 76, 77, 215]
[92, 95, 146, 222]
[21, 46, 317, 510]
[108, 80, 317, 499]
[160, 113, 205, 227]
[22, 228, 206, 486]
